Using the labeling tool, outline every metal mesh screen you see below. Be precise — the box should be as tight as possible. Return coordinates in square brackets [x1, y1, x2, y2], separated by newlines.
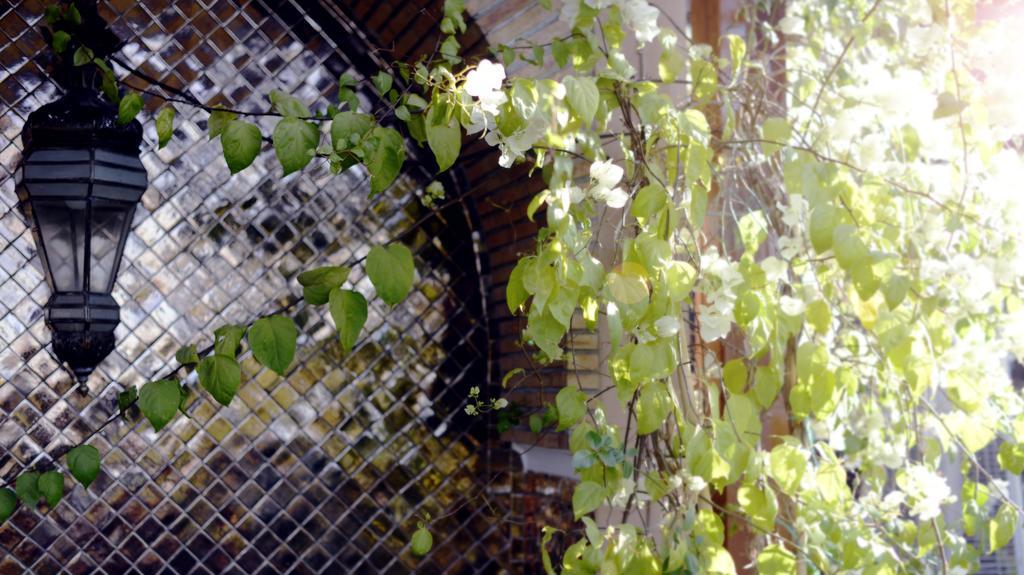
[0, 1, 508, 573]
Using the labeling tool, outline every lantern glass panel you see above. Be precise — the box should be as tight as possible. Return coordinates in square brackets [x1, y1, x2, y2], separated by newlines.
[36, 200, 86, 292]
[90, 206, 128, 292]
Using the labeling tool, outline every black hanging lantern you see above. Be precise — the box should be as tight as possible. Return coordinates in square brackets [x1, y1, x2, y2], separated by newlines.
[16, 22, 146, 384]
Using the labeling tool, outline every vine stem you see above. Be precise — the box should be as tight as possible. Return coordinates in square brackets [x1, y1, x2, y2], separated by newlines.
[109, 55, 332, 122]
[933, 518, 949, 575]
[800, 0, 884, 142]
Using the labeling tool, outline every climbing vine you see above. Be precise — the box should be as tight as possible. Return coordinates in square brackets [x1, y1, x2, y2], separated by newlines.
[5, 0, 1024, 572]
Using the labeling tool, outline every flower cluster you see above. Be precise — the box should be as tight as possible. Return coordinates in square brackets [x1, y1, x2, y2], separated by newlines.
[697, 247, 743, 342]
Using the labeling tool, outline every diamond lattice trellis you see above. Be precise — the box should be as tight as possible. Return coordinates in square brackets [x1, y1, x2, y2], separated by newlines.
[0, 1, 508, 573]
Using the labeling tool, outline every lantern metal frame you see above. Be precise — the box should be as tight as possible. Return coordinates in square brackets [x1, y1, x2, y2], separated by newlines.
[16, 58, 146, 383]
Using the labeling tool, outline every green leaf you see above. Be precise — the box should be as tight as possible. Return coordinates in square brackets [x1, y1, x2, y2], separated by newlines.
[768, 443, 806, 495]
[303, 285, 332, 305]
[117, 92, 143, 126]
[269, 89, 311, 118]
[66, 445, 101, 488]
[541, 526, 559, 575]
[809, 204, 838, 253]
[636, 380, 672, 435]
[37, 471, 63, 507]
[296, 266, 347, 289]
[329, 288, 368, 353]
[338, 87, 359, 111]
[366, 244, 415, 306]
[299, 266, 351, 305]
[139, 379, 182, 431]
[738, 210, 768, 253]
[999, 441, 1024, 474]
[273, 117, 319, 175]
[529, 414, 543, 433]
[629, 339, 676, 382]
[426, 109, 461, 171]
[989, 503, 1018, 553]
[507, 258, 530, 313]
[690, 58, 717, 101]
[631, 184, 667, 222]
[757, 544, 796, 575]
[806, 300, 831, 333]
[411, 526, 433, 556]
[52, 30, 71, 53]
[883, 275, 910, 309]
[154, 106, 175, 149]
[723, 359, 748, 394]
[213, 324, 246, 357]
[933, 91, 967, 119]
[0, 488, 15, 524]
[15, 473, 40, 509]
[330, 111, 374, 152]
[221, 120, 262, 174]
[659, 42, 686, 83]
[364, 127, 406, 195]
[563, 76, 599, 125]
[726, 34, 746, 78]
[556, 386, 587, 430]
[753, 365, 780, 408]
[372, 71, 393, 95]
[44, 5, 61, 25]
[852, 265, 880, 300]
[760, 116, 790, 155]
[72, 46, 93, 66]
[101, 69, 119, 103]
[117, 386, 137, 416]
[175, 344, 200, 366]
[572, 481, 605, 519]
[198, 355, 242, 407]
[833, 224, 869, 271]
[338, 72, 358, 88]
[67, 4, 82, 24]
[502, 368, 525, 388]
[737, 482, 777, 531]
[249, 315, 297, 375]
[208, 109, 237, 139]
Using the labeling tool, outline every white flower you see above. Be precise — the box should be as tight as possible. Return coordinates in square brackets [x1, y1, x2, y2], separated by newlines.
[466, 106, 495, 136]
[476, 90, 508, 116]
[699, 307, 733, 342]
[761, 256, 788, 283]
[465, 404, 478, 415]
[494, 398, 509, 409]
[777, 15, 804, 36]
[899, 465, 952, 521]
[621, 0, 660, 45]
[593, 186, 628, 208]
[589, 160, 628, 208]
[464, 60, 506, 98]
[685, 473, 707, 494]
[486, 116, 546, 168]
[780, 196, 808, 229]
[779, 295, 806, 317]
[590, 159, 623, 189]
[777, 235, 803, 261]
